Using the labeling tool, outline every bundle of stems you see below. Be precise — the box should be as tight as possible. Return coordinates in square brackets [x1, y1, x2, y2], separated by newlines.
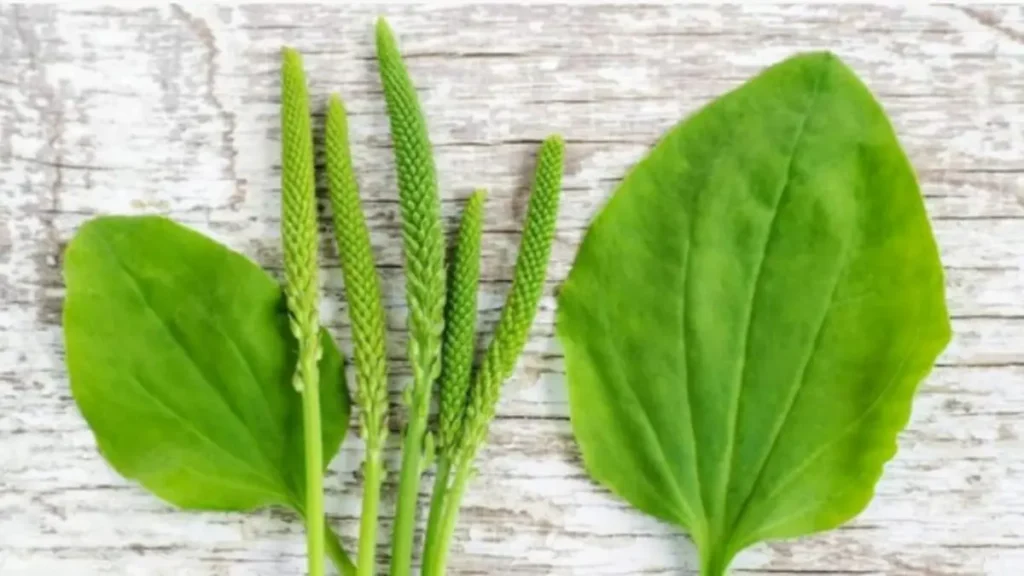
[280, 17, 564, 576]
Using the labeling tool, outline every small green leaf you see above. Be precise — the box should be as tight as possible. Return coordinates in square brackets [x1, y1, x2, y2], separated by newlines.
[63, 216, 350, 512]
[557, 53, 950, 575]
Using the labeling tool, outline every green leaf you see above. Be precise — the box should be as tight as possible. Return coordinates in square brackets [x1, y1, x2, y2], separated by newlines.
[63, 215, 350, 512]
[556, 53, 951, 575]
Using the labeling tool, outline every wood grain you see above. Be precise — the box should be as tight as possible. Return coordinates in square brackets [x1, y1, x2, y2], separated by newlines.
[1, 4, 1022, 575]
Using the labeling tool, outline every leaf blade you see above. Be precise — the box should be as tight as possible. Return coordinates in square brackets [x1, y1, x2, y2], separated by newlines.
[63, 216, 350, 512]
[557, 53, 950, 574]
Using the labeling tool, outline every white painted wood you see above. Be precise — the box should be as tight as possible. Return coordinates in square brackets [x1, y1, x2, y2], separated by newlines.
[1, 4, 1022, 575]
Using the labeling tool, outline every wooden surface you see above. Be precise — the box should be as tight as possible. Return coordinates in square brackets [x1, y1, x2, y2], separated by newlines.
[1, 4, 1022, 575]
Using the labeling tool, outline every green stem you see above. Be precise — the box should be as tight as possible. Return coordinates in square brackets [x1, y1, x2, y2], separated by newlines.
[357, 448, 384, 576]
[389, 399, 429, 576]
[301, 357, 325, 576]
[326, 521, 358, 576]
[425, 457, 472, 576]
[699, 541, 732, 576]
[421, 457, 452, 575]
[700, 557, 727, 576]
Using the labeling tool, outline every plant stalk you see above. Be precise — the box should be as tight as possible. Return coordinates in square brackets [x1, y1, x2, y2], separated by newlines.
[423, 135, 565, 575]
[700, 553, 728, 576]
[421, 457, 453, 573]
[424, 457, 472, 576]
[322, 93, 390, 576]
[699, 539, 734, 576]
[280, 46, 329, 576]
[375, 18, 447, 575]
[390, 396, 429, 576]
[301, 358, 325, 576]
[357, 448, 384, 576]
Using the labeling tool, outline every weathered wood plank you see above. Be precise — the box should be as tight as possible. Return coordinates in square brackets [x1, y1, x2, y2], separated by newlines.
[1, 4, 1022, 575]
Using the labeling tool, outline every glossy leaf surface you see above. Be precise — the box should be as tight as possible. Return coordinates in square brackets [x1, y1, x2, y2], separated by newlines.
[64, 216, 350, 512]
[557, 53, 951, 575]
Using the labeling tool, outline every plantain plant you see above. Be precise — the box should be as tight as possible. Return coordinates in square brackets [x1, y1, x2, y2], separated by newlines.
[424, 189, 486, 573]
[329, 20, 566, 575]
[60, 14, 946, 576]
[59, 46, 363, 576]
[324, 93, 391, 576]
[280, 47, 330, 576]
[373, 20, 449, 576]
[423, 137, 564, 576]
[61, 16, 563, 576]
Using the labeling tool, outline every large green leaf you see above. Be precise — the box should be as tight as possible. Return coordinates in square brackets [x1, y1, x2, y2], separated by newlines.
[556, 53, 951, 575]
[63, 215, 350, 512]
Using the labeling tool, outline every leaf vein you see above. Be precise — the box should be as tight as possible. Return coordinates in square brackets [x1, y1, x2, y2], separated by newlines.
[726, 241, 848, 546]
[598, 297, 695, 525]
[90, 234, 286, 494]
[717, 58, 830, 533]
[679, 185, 706, 534]
[734, 329, 920, 545]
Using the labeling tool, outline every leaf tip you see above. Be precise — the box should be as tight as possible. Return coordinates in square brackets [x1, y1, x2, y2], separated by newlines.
[798, 50, 848, 76]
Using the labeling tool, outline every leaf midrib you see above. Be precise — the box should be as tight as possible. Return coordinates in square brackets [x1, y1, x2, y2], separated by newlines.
[724, 240, 850, 547]
[196, 249, 287, 444]
[714, 58, 831, 544]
